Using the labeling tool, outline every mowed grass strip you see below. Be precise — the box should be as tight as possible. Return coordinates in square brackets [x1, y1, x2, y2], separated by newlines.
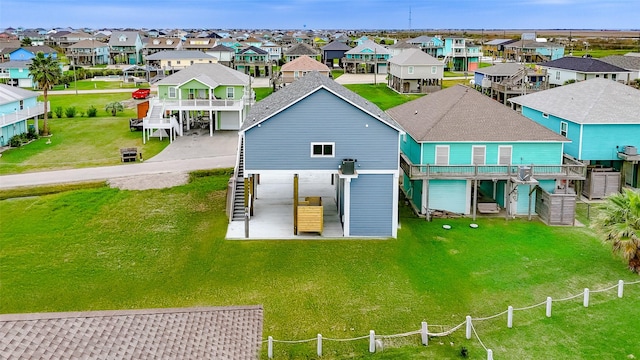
[0, 93, 168, 174]
[1, 173, 637, 359]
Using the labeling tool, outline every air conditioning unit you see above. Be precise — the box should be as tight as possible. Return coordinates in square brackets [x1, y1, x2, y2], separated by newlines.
[518, 166, 532, 181]
[623, 145, 637, 156]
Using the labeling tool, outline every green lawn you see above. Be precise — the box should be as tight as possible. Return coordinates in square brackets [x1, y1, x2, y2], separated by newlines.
[0, 174, 637, 359]
[344, 83, 423, 110]
[570, 49, 634, 58]
[0, 92, 168, 174]
[51, 80, 149, 91]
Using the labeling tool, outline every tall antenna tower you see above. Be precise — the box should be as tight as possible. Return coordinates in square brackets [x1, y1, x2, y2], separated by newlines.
[409, 7, 412, 31]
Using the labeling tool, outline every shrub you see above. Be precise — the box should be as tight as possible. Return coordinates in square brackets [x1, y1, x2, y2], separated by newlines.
[87, 106, 98, 117]
[65, 106, 77, 118]
[26, 126, 39, 140]
[54, 106, 64, 118]
[8, 134, 22, 147]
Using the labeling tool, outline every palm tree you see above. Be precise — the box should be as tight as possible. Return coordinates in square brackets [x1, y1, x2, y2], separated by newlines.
[105, 101, 124, 116]
[28, 52, 61, 136]
[591, 188, 640, 273]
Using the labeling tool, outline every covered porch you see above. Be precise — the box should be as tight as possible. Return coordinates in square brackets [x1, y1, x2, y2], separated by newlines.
[226, 172, 345, 239]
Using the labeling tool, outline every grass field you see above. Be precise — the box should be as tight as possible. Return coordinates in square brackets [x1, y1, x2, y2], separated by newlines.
[51, 80, 149, 91]
[569, 49, 635, 58]
[344, 83, 424, 110]
[0, 92, 168, 174]
[0, 173, 637, 359]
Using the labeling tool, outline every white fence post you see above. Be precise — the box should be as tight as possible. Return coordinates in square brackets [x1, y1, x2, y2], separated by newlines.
[546, 297, 552, 317]
[317, 333, 322, 357]
[466, 316, 472, 339]
[421, 321, 428, 346]
[369, 330, 376, 353]
[487, 348, 494, 360]
[618, 280, 624, 298]
[507, 306, 513, 328]
[583, 288, 590, 307]
[268, 336, 273, 359]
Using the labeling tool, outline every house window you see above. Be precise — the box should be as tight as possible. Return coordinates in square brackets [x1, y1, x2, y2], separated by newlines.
[310, 142, 335, 157]
[472, 146, 486, 165]
[408, 66, 414, 74]
[435, 145, 449, 165]
[560, 121, 568, 137]
[556, 71, 560, 80]
[612, 74, 617, 80]
[188, 89, 195, 99]
[226, 87, 234, 99]
[19, 100, 24, 110]
[177, 60, 181, 65]
[168, 87, 176, 98]
[498, 146, 512, 165]
[542, 113, 549, 119]
[431, 66, 437, 74]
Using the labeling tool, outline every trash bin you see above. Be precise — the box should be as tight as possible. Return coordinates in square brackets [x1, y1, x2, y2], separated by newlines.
[341, 159, 355, 175]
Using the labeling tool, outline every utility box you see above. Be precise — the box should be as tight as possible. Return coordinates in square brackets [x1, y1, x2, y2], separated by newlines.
[518, 166, 532, 181]
[341, 159, 355, 175]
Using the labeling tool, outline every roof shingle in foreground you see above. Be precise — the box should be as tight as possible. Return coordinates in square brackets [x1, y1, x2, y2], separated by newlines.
[0, 306, 263, 360]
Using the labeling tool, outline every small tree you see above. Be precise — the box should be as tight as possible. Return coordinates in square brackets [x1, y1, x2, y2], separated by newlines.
[87, 106, 98, 117]
[64, 106, 77, 118]
[29, 52, 61, 136]
[592, 188, 640, 273]
[21, 37, 32, 47]
[105, 101, 124, 116]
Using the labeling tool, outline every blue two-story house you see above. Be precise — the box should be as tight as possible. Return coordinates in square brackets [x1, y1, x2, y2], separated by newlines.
[388, 85, 585, 223]
[509, 78, 640, 191]
[0, 61, 33, 88]
[0, 84, 46, 146]
[236, 71, 404, 238]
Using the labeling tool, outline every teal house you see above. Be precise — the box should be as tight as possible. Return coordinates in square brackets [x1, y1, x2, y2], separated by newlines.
[387, 85, 585, 222]
[443, 37, 481, 72]
[0, 61, 33, 87]
[510, 78, 640, 191]
[0, 84, 46, 146]
[144, 63, 252, 143]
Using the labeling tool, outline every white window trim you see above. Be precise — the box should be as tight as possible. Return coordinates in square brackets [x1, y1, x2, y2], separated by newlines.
[498, 145, 512, 165]
[435, 145, 449, 165]
[310, 142, 335, 158]
[226, 87, 234, 99]
[472, 145, 486, 165]
[408, 66, 414, 75]
[560, 121, 568, 137]
[542, 113, 549, 119]
[168, 87, 177, 98]
[431, 66, 437, 74]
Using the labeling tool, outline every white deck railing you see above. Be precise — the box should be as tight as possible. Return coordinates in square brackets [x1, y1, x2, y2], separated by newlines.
[0, 102, 47, 126]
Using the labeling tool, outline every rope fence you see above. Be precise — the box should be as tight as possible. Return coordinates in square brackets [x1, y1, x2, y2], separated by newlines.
[264, 279, 639, 359]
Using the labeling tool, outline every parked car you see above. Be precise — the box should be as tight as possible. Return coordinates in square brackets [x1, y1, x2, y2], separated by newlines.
[132, 88, 151, 99]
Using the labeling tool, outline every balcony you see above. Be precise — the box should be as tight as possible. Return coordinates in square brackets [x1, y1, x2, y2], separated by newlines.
[400, 153, 586, 181]
[1, 102, 47, 127]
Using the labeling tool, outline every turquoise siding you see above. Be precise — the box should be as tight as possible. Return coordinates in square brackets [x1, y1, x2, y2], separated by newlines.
[421, 142, 563, 165]
[401, 134, 421, 164]
[245, 89, 399, 171]
[1, 120, 27, 146]
[350, 174, 393, 236]
[8, 67, 31, 79]
[523, 106, 640, 161]
[0, 97, 37, 114]
[581, 124, 640, 160]
[429, 180, 468, 214]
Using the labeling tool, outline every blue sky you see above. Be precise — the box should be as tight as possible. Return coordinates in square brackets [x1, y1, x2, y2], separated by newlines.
[1, 0, 639, 30]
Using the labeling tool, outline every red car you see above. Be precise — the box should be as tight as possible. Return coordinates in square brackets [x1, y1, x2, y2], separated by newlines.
[132, 88, 151, 99]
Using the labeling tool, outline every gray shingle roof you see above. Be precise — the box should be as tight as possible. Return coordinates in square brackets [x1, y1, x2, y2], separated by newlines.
[386, 85, 567, 142]
[540, 56, 628, 73]
[345, 40, 390, 55]
[108, 31, 141, 47]
[284, 43, 318, 56]
[599, 55, 640, 71]
[155, 63, 250, 87]
[241, 71, 402, 132]
[474, 63, 529, 76]
[509, 77, 640, 124]
[146, 50, 215, 61]
[320, 41, 352, 51]
[388, 48, 442, 66]
[0, 306, 263, 360]
[0, 83, 39, 105]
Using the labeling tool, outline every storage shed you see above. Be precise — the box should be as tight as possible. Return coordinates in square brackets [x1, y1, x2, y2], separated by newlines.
[582, 167, 621, 200]
[535, 187, 576, 225]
